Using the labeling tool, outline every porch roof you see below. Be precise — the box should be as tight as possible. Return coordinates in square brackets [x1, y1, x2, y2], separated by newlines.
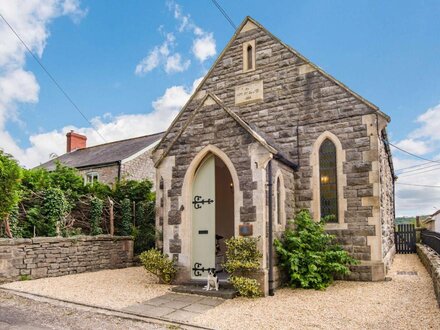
[155, 93, 298, 170]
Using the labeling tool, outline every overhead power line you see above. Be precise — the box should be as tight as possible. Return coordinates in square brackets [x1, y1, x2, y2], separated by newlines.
[396, 182, 440, 188]
[211, 0, 237, 30]
[0, 13, 107, 143]
[395, 161, 433, 172]
[398, 165, 440, 178]
[388, 142, 440, 164]
[398, 162, 440, 175]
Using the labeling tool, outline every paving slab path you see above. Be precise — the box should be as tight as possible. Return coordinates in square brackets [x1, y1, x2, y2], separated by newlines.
[123, 293, 224, 323]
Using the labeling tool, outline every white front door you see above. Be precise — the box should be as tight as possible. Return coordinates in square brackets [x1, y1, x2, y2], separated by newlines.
[191, 155, 216, 280]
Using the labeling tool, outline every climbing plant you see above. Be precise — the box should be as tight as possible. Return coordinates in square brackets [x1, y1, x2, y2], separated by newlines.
[89, 197, 103, 235]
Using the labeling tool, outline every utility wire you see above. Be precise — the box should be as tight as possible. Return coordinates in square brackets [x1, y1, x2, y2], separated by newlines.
[395, 161, 433, 172]
[398, 163, 440, 175]
[0, 13, 107, 143]
[396, 182, 440, 188]
[388, 142, 440, 164]
[398, 165, 440, 178]
[211, 0, 237, 30]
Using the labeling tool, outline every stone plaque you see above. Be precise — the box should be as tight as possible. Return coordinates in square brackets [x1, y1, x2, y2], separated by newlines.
[235, 80, 263, 105]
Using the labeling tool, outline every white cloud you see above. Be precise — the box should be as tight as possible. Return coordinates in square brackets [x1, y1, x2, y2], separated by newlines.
[3, 77, 202, 168]
[135, 32, 175, 75]
[393, 102, 440, 216]
[192, 33, 216, 62]
[411, 103, 440, 141]
[135, 1, 216, 74]
[165, 53, 190, 73]
[394, 138, 431, 155]
[0, 0, 87, 166]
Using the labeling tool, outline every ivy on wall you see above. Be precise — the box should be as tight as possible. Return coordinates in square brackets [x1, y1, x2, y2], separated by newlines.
[0, 153, 156, 254]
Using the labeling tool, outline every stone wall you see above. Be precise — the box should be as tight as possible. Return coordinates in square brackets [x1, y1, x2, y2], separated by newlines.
[0, 235, 133, 282]
[121, 149, 157, 189]
[417, 243, 440, 306]
[379, 130, 396, 271]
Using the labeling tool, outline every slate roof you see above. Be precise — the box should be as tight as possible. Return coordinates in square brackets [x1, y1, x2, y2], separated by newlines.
[38, 132, 164, 171]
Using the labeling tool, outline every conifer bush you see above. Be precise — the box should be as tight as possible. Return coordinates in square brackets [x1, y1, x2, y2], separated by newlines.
[120, 198, 132, 236]
[274, 210, 358, 290]
[89, 197, 103, 235]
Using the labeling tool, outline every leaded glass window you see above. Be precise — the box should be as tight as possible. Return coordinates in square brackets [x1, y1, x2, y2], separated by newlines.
[319, 139, 338, 222]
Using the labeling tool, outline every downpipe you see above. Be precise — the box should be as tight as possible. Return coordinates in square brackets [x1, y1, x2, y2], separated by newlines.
[267, 159, 274, 296]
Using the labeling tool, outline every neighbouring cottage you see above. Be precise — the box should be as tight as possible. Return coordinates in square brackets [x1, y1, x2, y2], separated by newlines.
[153, 17, 396, 295]
[39, 131, 164, 187]
[422, 210, 440, 233]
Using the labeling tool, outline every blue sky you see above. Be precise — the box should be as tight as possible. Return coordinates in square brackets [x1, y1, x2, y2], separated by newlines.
[1, 0, 440, 216]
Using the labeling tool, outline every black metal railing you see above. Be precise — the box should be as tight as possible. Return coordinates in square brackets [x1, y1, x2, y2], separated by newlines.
[421, 229, 440, 255]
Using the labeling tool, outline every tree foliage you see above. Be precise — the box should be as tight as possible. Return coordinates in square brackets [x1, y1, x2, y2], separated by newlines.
[274, 210, 358, 290]
[0, 151, 22, 221]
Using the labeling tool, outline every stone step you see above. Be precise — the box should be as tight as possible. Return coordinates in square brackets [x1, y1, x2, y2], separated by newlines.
[172, 285, 237, 299]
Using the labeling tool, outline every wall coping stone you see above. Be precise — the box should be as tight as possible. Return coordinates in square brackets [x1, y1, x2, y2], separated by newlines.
[1, 235, 133, 245]
[417, 243, 440, 307]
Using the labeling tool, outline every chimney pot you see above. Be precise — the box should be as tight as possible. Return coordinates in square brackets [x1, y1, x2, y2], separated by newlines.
[66, 131, 87, 152]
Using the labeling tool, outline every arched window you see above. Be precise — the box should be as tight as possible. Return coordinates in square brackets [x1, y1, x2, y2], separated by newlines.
[247, 44, 253, 70]
[276, 177, 281, 224]
[319, 139, 338, 222]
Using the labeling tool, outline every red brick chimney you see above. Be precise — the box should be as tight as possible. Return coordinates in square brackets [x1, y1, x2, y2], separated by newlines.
[66, 130, 87, 152]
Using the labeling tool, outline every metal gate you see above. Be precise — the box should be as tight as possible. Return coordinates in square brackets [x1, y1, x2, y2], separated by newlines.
[395, 224, 416, 254]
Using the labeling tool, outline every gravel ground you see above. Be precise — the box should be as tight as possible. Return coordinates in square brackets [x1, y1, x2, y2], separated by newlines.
[0, 290, 165, 329]
[2, 255, 439, 329]
[193, 254, 440, 329]
[1, 267, 171, 309]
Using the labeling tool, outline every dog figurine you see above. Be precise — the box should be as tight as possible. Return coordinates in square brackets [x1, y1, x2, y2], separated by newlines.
[204, 269, 219, 291]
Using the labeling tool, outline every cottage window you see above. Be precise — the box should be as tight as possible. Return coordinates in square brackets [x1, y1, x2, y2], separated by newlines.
[319, 139, 338, 222]
[85, 172, 99, 185]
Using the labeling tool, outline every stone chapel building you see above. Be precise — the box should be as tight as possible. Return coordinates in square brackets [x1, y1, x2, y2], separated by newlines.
[153, 17, 395, 295]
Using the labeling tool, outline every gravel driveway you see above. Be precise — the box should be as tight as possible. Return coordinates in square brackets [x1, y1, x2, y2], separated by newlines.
[194, 254, 440, 329]
[1, 267, 170, 309]
[2, 255, 439, 329]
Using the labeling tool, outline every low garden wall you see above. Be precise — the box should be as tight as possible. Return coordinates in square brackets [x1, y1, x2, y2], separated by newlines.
[417, 243, 440, 306]
[0, 235, 133, 282]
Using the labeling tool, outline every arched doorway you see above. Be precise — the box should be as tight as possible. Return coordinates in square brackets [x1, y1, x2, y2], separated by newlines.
[191, 153, 235, 280]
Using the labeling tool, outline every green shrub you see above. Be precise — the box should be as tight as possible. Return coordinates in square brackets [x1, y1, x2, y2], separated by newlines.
[19, 274, 31, 281]
[139, 249, 177, 284]
[223, 237, 263, 297]
[274, 210, 358, 290]
[229, 276, 262, 298]
[89, 197, 103, 235]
